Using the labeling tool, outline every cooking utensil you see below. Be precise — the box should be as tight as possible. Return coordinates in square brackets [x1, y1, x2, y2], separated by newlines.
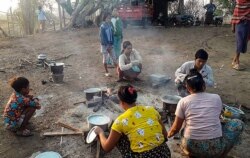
[161, 95, 182, 114]
[35, 151, 62, 158]
[86, 126, 98, 144]
[84, 88, 102, 101]
[161, 95, 182, 104]
[37, 54, 47, 60]
[87, 114, 111, 131]
[49, 62, 64, 74]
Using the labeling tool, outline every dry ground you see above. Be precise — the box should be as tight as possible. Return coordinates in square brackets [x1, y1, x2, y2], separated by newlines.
[0, 26, 250, 158]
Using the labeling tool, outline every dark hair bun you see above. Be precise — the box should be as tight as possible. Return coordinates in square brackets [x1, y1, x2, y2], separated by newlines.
[118, 85, 137, 104]
[184, 69, 205, 92]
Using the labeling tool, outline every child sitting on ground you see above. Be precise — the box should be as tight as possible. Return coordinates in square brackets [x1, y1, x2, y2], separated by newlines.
[3, 77, 41, 136]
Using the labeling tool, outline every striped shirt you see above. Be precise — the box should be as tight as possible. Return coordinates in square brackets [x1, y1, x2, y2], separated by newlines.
[231, 1, 250, 24]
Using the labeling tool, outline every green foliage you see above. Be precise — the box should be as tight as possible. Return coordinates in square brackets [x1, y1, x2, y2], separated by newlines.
[61, 0, 73, 15]
[216, 0, 235, 14]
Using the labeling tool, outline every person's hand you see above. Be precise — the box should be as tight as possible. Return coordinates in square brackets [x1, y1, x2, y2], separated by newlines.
[107, 45, 112, 53]
[36, 105, 41, 110]
[131, 60, 139, 66]
[27, 95, 34, 99]
[94, 126, 104, 135]
[34, 97, 39, 102]
[34, 98, 39, 104]
[167, 132, 172, 138]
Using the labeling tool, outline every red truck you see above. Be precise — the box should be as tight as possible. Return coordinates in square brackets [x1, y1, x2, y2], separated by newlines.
[117, 0, 153, 28]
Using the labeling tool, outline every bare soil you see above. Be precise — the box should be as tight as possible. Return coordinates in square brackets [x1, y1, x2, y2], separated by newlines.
[0, 26, 250, 158]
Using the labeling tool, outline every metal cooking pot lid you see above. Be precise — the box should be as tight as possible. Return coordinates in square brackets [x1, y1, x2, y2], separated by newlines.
[86, 126, 97, 144]
[38, 54, 47, 60]
[84, 88, 101, 93]
[49, 63, 65, 67]
[161, 95, 182, 104]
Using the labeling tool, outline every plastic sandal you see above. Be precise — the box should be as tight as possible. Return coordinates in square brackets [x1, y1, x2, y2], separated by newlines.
[232, 64, 245, 71]
[105, 73, 111, 77]
[232, 61, 236, 66]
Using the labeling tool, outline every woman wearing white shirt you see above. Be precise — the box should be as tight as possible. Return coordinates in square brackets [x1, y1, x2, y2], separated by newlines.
[168, 69, 244, 157]
[117, 41, 142, 82]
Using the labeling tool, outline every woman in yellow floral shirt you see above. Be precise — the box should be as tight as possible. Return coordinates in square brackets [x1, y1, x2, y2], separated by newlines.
[94, 85, 171, 157]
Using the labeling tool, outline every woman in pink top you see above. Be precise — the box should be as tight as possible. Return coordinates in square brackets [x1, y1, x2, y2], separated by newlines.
[168, 69, 244, 157]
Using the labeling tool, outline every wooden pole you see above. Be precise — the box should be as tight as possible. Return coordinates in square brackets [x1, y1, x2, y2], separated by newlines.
[43, 131, 83, 136]
[50, 5, 56, 31]
[58, 2, 62, 30]
[62, 8, 66, 27]
[7, 10, 10, 35]
[10, 7, 14, 36]
[96, 140, 101, 158]
[56, 121, 81, 132]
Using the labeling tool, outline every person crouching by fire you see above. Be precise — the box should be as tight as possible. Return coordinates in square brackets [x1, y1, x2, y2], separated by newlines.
[117, 41, 142, 82]
[3, 77, 41, 137]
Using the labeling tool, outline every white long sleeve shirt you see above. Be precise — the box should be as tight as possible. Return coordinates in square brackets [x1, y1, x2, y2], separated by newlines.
[175, 61, 214, 87]
[119, 49, 142, 71]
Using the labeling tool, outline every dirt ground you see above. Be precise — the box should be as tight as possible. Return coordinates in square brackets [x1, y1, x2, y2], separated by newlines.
[0, 25, 250, 158]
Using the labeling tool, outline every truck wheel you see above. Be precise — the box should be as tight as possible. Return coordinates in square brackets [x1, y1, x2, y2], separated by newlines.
[122, 20, 127, 29]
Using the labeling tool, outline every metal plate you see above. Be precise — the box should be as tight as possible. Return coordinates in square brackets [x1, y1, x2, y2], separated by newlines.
[86, 126, 97, 144]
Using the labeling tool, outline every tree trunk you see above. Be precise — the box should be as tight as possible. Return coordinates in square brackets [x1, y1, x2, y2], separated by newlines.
[178, 0, 184, 14]
[67, 0, 91, 28]
[63, 0, 119, 28]
[19, 0, 37, 35]
[78, 1, 102, 27]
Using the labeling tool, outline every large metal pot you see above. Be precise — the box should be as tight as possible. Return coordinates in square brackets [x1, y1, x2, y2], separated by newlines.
[84, 88, 102, 101]
[161, 95, 182, 114]
[49, 63, 64, 74]
[87, 114, 111, 131]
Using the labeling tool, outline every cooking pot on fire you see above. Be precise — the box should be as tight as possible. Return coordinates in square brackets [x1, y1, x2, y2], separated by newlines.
[84, 88, 102, 101]
[49, 63, 64, 74]
[37, 54, 47, 60]
[161, 95, 182, 114]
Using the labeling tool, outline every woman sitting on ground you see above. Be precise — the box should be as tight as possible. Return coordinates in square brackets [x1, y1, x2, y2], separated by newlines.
[3, 77, 41, 136]
[117, 41, 142, 82]
[168, 69, 244, 157]
[94, 85, 171, 158]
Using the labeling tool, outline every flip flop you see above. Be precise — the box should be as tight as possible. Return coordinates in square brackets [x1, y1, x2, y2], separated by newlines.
[232, 61, 236, 66]
[232, 64, 245, 71]
[16, 129, 33, 137]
